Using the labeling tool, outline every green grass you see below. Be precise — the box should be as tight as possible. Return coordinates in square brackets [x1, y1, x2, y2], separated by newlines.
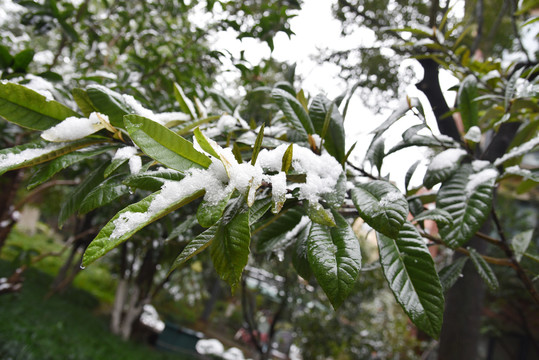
[0, 260, 189, 360]
[2, 226, 117, 304]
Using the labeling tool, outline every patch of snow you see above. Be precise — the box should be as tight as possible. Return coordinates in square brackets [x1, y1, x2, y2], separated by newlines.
[465, 168, 498, 195]
[196, 339, 225, 356]
[504, 165, 532, 177]
[310, 134, 322, 148]
[285, 216, 310, 241]
[217, 114, 238, 133]
[472, 160, 490, 171]
[222, 347, 245, 360]
[122, 94, 190, 126]
[464, 126, 481, 143]
[0, 220, 11, 228]
[113, 146, 138, 160]
[0, 143, 64, 169]
[139, 304, 165, 333]
[13, 74, 56, 101]
[494, 137, 539, 166]
[379, 191, 402, 207]
[269, 172, 287, 204]
[128, 156, 142, 174]
[41, 112, 108, 142]
[428, 148, 467, 171]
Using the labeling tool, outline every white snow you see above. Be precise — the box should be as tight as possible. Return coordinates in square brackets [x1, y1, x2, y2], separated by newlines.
[494, 137, 539, 166]
[464, 126, 481, 143]
[285, 216, 310, 241]
[379, 191, 402, 207]
[121, 94, 190, 126]
[109, 142, 343, 239]
[113, 146, 138, 160]
[0, 143, 64, 169]
[465, 168, 498, 194]
[269, 172, 287, 206]
[504, 165, 532, 177]
[428, 148, 467, 171]
[128, 156, 142, 174]
[472, 160, 490, 171]
[196, 339, 225, 356]
[217, 114, 238, 133]
[41, 112, 109, 142]
[139, 304, 165, 332]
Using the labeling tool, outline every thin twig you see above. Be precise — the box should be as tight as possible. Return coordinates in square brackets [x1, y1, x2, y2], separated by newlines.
[347, 161, 380, 180]
[419, 231, 515, 268]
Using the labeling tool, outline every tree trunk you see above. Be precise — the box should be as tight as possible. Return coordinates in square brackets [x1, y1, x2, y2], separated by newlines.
[438, 237, 487, 360]
[0, 170, 23, 251]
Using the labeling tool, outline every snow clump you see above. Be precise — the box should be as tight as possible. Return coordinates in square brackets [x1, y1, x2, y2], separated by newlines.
[41, 112, 110, 142]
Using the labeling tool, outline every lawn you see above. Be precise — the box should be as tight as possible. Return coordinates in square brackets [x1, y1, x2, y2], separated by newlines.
[0, 227, 193, 360]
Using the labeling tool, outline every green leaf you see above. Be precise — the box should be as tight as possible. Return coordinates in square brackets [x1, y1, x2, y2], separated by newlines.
[86, 85, 130, 128]
[271, 88, 314, 139]
[281, 144, 293, 173]
[0, 45, 13, 69]
[309, 94, 346, 162]
[166, 215, 198, 242]
[210, 203, 251, 291]
[27, 145, 116, 189]
[251, 123, 265, 165]
[437, 165, 496, 248]
[104, 157, 129, 178]
[79, 174, 130, 214]
[0, 138, 106, 176]
[174, 83, 196, 119]
[377, 222, 444, 339]
[249, 196, 272, 225]
[371, 97, 417, 137]
[467, 247, 499, 291]
[197, 192, 232, 228]
[423, 148, 467, 189]
[365, 137, 385, 174]
[13, 49, 34, 73]
[322, 171, 346, 209]
[58, 162, 108, 226]
[351, 181, 408, 239]
[72, 88, 97, 117]
[123, 169, 185, 192]
[505, 67, 525, 110]
[458, 75, 478, 131]
[404, 160, 420, 191]
[413, 209, 453, 226]
[387, 135, 456, 155]
[169, 225, 218, 274]
[255, 208, 306, 252]
[208, 90, 234, 114]
[124, 114, 211, 172]
[306, 201, 336, 227]
[438, 257, 468, 293]
[292, 222, 313, 280]
[82, 189, 204, 266]
[511, 229, 534, 262]
[0, 82, 80, 130]
[307, 210, 361, 309]
[193, 127, 220, 158]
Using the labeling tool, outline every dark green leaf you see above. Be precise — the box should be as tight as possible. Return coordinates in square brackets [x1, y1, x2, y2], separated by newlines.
[404, 160, 420, 191]
[438, 257, 468, 293]
[72, 88, 97, 117]
[169, 225, 218, 274]
[210, 205, 251, 291]
[377, 222, 444, 339]
[0, 82, 80, 130]
[0, 138, 106, 176]
[292, 221, 313, 280]
[413, 209, 453, 226]
[82, 189, 204, 266]
[125, 114, 211, 172]
[457, 75, 478, 131]
[309, 94, 346, 162]
[307, 210, 361, 309]
[79, 174, 130, 214]
[86, 85, 130, 128]
[322, 171, 346, 209]
[194, 127, 220, 158]
[104, 157, 129, 178]
[437, 165, 496, 248]
[271, 88, 314, 139]
[423, 148, 467, 189]
[58, 162, 108, 226]
[365, 137, 385, 174]
[249, 196, 272, 225]
[13, 49, 34, 72]
[255, 208, 305, 252]
[197, 192, 232, 228]
[123, 169, 185, 191]
[467, 247, 499, 291]
[387, 135, 456, 155]
[27, 145, 116, 189]
[351, 181, 408, 238]
[306, 201, 336, 227]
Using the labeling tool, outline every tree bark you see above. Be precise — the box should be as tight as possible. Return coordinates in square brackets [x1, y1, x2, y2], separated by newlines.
[0, 170, 24, 251]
